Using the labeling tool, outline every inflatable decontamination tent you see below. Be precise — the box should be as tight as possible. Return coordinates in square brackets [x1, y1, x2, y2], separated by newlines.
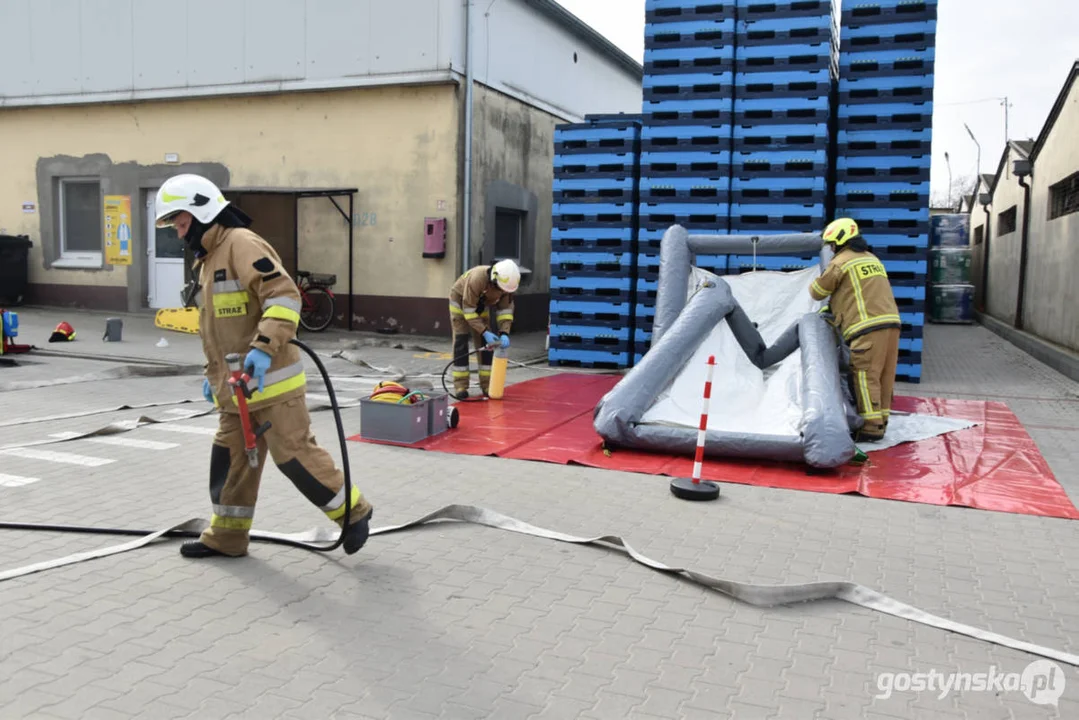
[592, 225, 973, 469]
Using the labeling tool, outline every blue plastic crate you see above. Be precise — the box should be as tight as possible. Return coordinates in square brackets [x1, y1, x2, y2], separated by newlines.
[550, 324, 651, 345]
[836, 154, 931, 184]
[646, 0, 736, 23]
[733, 94, 830, 125]
[895, 363, 922, 383]
[554, 153, 638, 179]
[553, 202, 636, 228]
[837, 181, 930, 209]
[731, 204, 826, 233]
[550, 275, 635, 302]
[642, 124, 733, 153]
[643, 71, 734, 101]
[840, 49, 936, 77]
[736, 69, 831, 99]
[841, 0, 938, 28]
[840, 19, 936, 53]
[552, 176, 637, 204]
[739, 0, 835, 21]
[644, 44, 736, 76]
[838, 102, 934, 132]
[726, 255, 822, 272]
[893, 285, 926, 301]
[737, 25, 833, 49]
[550, 251, 635, 279]
[646, 19, 737, 49]
[554, 123, 640, 146]
[639, 202, 730, 231]
[551, 226, 638, 254]
[548, 347, 640, 369]
[839, 205, 929, 224]
[548, 299, 637, 329]
[837, 127, 933, 157]
[732, 175, 827, 205]
[641, 150, 732, 176]
[733, 149, 828, 177]
[733, 122, 829, 152]
[866, 235, 930, 261]
[736, 43, 832, 74]
[640, 176, 731, 204]
[643, 98, 735, 127]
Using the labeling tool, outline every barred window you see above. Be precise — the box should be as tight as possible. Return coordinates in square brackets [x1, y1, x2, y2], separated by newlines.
[1049, 171, 1079, 220]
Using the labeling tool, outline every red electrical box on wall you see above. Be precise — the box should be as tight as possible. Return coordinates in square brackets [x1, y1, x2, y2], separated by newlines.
[423, 217, 446, 259]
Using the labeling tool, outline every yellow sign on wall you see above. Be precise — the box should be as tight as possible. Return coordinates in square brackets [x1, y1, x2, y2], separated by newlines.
[104, 194, 133, 266]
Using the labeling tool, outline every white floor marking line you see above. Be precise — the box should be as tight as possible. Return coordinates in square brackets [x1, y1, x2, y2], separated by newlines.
[145, 424, 218, 436]
[0, 473, 41, 487]
[47, 433, 180, 451]
[0, 447, 115, 467]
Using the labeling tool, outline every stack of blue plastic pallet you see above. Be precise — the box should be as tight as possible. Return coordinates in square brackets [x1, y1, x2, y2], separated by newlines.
[549, 114, 646, 369]
[835, 0, 937, 382]
[634, 0, 738, 357]
[727, 0, 835, 273]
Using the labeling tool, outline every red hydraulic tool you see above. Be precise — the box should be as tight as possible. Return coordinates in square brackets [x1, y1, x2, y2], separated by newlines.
[225, 352, 272, 468]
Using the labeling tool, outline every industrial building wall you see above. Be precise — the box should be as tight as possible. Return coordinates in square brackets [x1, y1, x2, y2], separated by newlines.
[1023, 87, 1079, 351]
[984, 151, 1028, 326]
[468, 84, 561, 333]
[0, 84, 463, 329]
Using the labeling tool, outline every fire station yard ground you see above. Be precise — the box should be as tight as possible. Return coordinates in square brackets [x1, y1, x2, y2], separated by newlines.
[1, 308, 1078, 720]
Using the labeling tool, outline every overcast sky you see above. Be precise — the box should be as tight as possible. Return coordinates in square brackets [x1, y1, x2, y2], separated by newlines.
[554, 0, 1078, 204]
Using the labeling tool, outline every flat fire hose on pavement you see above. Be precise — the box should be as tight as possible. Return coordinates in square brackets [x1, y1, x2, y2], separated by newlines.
[0, 343, 1076, 669]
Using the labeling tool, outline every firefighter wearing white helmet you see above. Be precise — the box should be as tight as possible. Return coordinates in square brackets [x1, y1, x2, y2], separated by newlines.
[153, 174, 374, 559]
[448, 259, 520, 398]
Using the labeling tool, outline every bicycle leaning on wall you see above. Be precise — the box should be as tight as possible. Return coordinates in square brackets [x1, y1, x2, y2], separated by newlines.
[296, 270, 337, 332]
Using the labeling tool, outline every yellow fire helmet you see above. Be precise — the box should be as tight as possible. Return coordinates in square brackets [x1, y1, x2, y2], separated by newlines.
[822, 217, 860, 247]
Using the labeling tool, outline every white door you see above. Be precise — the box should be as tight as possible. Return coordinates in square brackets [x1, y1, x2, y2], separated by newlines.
[146, 194, 187, 308]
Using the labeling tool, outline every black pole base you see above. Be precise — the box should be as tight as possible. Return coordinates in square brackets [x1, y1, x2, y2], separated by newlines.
[670, 477, 720, 501]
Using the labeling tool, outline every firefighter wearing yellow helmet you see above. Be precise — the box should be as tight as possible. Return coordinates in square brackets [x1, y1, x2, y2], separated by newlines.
[448, 259, 519, 399]
[810, 218, 901, 442]
[154, 173, 374, 559]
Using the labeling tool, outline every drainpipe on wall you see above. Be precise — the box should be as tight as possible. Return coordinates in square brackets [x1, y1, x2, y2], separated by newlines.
[1013, 158, 1033, 331]
[462, 0, 475, 274]
[979, 194, 991, 314]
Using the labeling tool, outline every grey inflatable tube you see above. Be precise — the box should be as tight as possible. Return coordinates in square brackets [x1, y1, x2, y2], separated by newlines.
[592, 225, 857, 468]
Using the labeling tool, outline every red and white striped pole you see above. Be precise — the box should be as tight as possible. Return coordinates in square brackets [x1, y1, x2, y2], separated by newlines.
[691, 355, 716, 484]
[670, 354, 722, 501]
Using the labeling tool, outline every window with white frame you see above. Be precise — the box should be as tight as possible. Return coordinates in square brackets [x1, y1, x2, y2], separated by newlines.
[56, 178, 102, 267]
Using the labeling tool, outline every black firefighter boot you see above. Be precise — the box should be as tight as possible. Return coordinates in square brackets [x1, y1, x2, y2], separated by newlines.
[343, 508, 374, 555]
[180, 541, 232, 558]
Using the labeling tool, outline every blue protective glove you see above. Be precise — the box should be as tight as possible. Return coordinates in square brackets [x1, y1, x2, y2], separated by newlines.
[499, 333, 510, 349]
[482, 331, 499, 347]
[202, 377, 214, 404]
[243, 348, 272, 393]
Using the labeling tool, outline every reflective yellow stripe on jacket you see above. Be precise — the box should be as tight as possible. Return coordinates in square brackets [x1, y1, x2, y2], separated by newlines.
[839, 258, 901, 340]
[230, 360, 307, 406]
[263, 297, 302, 325]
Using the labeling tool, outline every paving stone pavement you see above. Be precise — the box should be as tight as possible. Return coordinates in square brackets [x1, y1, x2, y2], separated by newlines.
[1, 322, 1078, 719]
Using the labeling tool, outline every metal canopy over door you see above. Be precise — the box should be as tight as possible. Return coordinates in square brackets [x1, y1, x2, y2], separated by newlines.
[145, 193, 187, 308]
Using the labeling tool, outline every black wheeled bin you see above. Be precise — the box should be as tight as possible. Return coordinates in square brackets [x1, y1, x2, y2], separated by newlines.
[0, 235, 32, 305]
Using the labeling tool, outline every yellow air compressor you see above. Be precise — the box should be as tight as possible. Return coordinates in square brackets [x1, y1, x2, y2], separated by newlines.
[487, 346, 508, 399]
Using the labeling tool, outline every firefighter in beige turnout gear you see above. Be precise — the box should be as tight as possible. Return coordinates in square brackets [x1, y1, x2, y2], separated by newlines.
[448, 260, 520, 398]
[810, 217, 901, 442]
[155, 174, 373, 558]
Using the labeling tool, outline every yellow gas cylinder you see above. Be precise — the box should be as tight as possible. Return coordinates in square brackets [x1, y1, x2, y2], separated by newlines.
[488, 347, 508, 399]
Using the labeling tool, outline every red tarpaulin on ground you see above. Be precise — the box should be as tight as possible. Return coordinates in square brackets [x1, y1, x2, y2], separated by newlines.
[349, 374, 1079, 520]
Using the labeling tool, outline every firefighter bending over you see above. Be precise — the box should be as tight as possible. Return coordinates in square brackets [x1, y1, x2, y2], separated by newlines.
[448, 260, 520, 399]
[810, 218, 902, 442]
[155, 174, 373, 558]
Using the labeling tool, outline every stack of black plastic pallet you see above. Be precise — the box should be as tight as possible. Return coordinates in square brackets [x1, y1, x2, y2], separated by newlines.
[635, 0, 737, 360]
[548, 115, 645, 369]
[834, 0, 937, 382]
[727, 0, 835, 272]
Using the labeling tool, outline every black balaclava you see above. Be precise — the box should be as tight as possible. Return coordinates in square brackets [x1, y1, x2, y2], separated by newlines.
[185, 204, 253, 257]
